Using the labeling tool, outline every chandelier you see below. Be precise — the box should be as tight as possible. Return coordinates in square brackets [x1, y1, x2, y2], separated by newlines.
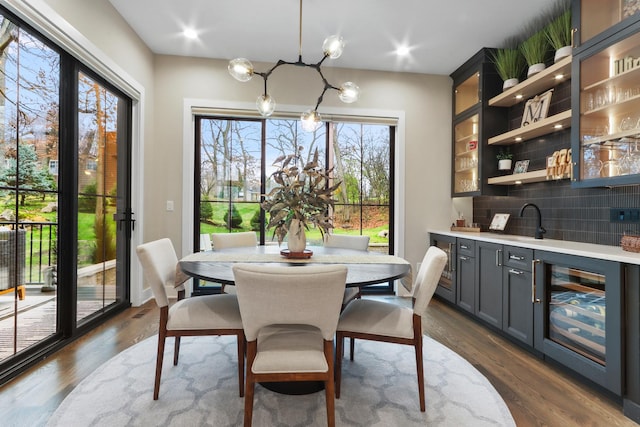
[227, 0, 359, 131]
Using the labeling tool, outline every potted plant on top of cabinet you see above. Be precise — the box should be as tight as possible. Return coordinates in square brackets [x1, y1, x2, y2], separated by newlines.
[520, 21, 551, 77]
[491, 39, 525, 91]
[545, 1, 572, 63]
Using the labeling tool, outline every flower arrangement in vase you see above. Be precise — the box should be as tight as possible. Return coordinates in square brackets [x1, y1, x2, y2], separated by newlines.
[261, 146, 340, 253]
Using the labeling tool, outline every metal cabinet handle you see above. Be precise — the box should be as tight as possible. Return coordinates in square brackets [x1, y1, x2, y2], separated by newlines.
[496, 249, 503, 266]
[460, 255, 469, 261]
[448, 243, 455, 271]
[508, 268, 523, 275]
[460, 244, 468, 250]
[531, 259, 541, 304]
[509, 254, 524, 261]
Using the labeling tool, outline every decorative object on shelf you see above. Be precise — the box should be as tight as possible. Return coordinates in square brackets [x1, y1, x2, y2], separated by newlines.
[227, 0, 359, 132]
[261, 146, 341, 253]
[621, 233, 640, 252]
[497, 148, 513, 171]
[623, 0, 640, 19]
[547, 148, 572, 180]
[490, 39, 525, 91]
[489, 213, 510, 231]
[544, 1, 572, 63]
[513, 160, 530, 174]
[520, 20, 551, 77]
[521, 89, 553, 127]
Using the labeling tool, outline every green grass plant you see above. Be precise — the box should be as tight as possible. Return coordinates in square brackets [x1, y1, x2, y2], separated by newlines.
[520, 30, 550, 67]
[491, 48, 525, 82]
[546, 8, 571, 50]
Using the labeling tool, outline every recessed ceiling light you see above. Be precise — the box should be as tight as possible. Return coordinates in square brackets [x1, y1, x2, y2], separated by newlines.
[515, 137, 523, 142]
[555, 74, 564, 80]
[554, 124, 563, 129]
[515, 94, 523, 99]
[396, 45, 410, 56]
[183, 29, 198, 39]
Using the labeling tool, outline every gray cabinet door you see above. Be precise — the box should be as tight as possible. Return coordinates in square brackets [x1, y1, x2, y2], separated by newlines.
[476, 241, 503, 328]
[457, 253, 475, 314]
[502, 266, 533, 346]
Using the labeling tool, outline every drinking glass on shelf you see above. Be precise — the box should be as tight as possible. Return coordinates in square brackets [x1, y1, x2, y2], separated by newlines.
[595, 88, 606, 108]
[620, 116, 635, 132]
[584, 92, 594, 111]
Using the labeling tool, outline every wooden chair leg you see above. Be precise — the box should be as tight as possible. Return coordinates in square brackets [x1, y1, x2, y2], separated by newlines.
[244, 341, 257, 427]
[335, 332, 344, 398]
[173, 336, 181, 365]
[237, 332, 245, 397]
[414, 323, 425, 412]
[349, 337, 355, 361]
[154, 332, 166, 400]
[325, 340, 336, 427]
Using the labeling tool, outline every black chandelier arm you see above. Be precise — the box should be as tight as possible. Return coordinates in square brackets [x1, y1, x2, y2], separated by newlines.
[253, 53, 341, 111]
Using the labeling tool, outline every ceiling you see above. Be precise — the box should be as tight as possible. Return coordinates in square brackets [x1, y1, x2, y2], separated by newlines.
[108, 0, 560, 76]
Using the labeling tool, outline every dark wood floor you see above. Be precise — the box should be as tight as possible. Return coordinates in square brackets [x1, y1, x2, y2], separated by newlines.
[0, 296, 637, 426]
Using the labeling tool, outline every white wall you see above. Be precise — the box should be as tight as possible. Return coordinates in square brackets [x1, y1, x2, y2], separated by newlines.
[10, 0, 471, 301]
[153, 55, 461, 273]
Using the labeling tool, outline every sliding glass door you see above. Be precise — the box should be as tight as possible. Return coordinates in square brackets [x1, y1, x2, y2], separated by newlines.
[0, 8, 133, 383]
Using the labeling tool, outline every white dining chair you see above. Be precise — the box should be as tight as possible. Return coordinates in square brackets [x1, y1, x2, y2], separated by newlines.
[335, 245, 447, 412]
[324, 233, 370, 358]
[211, 231, 258, 293]
[136, 238, 245, 400]
[232, 263, 347, 427]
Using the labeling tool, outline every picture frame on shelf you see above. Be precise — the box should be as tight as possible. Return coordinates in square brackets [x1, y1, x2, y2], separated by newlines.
[513, 160, 530, 174]
[521, 89, 553, 127]
[489, 213, 510, 231]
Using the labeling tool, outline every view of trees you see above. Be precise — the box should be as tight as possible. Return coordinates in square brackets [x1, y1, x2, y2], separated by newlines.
[197, 117, 392, 242]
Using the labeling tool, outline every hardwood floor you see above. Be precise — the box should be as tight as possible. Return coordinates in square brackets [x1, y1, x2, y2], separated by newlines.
[0, 296, 637, 426]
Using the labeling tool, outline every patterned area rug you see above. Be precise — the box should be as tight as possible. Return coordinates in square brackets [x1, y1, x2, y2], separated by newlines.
[48, 335, 515, 426]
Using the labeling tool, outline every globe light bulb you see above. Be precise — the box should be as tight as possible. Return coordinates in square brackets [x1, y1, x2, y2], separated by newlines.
[322, 35, 344, 59]
[338, 82, 360, 103]
[300, 110, 323, 132]
[228, 58, 254, 82]
[256, 94, 276, 117]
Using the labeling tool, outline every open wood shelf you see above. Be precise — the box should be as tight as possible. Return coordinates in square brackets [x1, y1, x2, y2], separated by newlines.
[487, 169, 569, 185]
[488, 110, 572, 145]
[489, 56, 572, 107]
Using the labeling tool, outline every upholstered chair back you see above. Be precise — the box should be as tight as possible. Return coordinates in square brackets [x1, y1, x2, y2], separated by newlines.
[136, 238, 179, 308]
[232, 263, 347, 341]
[412, 246, 448, 315]
[211, 231, 258, 249]
[324, 234, 370, 251]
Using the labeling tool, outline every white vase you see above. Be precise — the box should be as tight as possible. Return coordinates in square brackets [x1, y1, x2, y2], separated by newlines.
[503, 78, 519, 91]
[554, 46, 572, 63]
[287, 219, 307, 253]
[527, 63, 546, 78]
[498, 159, 512, 171]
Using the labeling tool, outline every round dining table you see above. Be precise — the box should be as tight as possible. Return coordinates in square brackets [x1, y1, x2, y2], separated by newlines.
[178, 244, 412, 290]
[178, 244, 412, 395]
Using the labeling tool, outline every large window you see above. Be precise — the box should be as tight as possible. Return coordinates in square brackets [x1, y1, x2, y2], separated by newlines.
[194, 115, 394, 293]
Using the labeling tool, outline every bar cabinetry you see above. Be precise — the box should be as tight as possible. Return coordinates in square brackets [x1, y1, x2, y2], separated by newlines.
[450, 48, 506, 197]
[572, 4, 640, 187]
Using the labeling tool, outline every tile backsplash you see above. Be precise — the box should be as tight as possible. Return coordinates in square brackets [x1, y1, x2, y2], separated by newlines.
[473, 80, 640, 247]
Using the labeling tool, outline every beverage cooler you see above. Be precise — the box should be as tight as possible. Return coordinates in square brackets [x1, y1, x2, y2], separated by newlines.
[533, 251, 622, 394]
[430, 234, 456, 304]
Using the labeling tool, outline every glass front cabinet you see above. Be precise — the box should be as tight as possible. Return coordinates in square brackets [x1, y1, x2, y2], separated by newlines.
[572, 4, 640, 187]
[450, 48, 506, 197]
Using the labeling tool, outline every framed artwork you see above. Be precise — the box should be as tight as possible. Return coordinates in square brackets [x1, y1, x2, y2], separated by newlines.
[513, 160, 530, 174]
[489, 213, 510, 231]
[521, 89, 553, 127]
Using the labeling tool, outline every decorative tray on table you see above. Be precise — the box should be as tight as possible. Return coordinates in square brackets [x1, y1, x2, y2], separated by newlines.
[280, 249, 314, 259]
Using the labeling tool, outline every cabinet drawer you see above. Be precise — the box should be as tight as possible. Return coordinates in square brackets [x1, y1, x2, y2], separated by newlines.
[504, 245, 533, 271]
[458, 239, 475, 256]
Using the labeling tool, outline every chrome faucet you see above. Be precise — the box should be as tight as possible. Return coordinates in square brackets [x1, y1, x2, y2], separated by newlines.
[519, 203, 546, 239]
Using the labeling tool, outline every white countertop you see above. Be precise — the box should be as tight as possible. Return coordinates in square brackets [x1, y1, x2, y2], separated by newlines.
[429, 229, 640, 265]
